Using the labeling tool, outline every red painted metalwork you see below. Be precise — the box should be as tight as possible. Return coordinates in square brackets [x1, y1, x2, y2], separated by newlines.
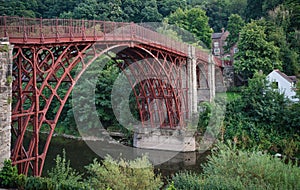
[0, 16, 214, 176]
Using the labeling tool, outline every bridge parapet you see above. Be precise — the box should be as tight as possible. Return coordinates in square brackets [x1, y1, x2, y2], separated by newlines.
[0, 38, 12, 168]
[0, 16, 211, 61]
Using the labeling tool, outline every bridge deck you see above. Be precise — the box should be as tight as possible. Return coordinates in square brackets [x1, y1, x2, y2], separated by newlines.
[0, 16, 211, 63]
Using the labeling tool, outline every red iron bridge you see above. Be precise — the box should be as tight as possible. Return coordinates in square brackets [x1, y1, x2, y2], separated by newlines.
[0, 16, 223, 176]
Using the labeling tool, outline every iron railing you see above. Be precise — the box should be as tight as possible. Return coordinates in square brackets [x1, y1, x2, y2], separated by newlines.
[0, 16, 210, 62]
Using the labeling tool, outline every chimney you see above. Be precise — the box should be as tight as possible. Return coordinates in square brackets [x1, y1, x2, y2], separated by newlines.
[221, 28, 225, 33]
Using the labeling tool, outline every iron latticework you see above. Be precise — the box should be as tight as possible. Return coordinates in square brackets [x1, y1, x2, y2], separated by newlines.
[0, 16, 216, 176]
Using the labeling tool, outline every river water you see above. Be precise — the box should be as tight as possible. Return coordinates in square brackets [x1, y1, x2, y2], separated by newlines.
[35, 134, 210, 178]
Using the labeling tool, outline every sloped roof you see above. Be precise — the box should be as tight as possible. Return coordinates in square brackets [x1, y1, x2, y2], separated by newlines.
[274, 69, 297, 83]
[212, 33, 222, 39]
[288, 76, 297, 83]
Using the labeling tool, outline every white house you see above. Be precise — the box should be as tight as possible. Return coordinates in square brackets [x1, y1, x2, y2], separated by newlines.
[267, 69, 298, 102]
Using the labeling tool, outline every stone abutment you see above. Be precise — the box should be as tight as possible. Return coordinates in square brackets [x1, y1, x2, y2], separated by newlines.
[0, 38, 12, 168]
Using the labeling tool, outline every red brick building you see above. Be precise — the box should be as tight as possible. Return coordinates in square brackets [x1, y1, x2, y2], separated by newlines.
[212, 29, 238, 66]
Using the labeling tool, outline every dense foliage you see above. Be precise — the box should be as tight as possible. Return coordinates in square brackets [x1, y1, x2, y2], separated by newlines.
[225, 14, 245, 51]
[236, 0, 300, 78]
[0, 160, 25, 189]
[220, 72, 299, 157]
[197, 71, 299, 159]
[170, 142, 300, 190]
[85, 155, 163, 190]
[234, 22, 281, 79]
[0, 153, 162, 190]
[168, 7, 212, 48]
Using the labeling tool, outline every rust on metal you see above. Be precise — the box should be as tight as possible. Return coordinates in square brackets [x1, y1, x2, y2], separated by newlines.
[0, 16, 214, 176]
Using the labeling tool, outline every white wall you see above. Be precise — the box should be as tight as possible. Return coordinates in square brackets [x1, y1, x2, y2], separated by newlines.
[267, 71, 298, 102]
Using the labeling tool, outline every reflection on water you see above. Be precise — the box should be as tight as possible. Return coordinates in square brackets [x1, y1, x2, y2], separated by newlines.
[39, 135, 210, 178]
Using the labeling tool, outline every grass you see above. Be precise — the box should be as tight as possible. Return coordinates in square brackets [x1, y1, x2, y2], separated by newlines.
[216, 91, 241, 102]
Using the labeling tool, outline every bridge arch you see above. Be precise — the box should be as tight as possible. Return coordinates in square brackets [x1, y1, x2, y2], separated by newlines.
[11, 42, 187, 175]
[196, 62, 209, 89]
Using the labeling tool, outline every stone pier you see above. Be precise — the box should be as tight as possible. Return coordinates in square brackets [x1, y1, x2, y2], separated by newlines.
[187, 45, 198, 114]
[0, 38, 12, 168]
[133, 128, 196, 152]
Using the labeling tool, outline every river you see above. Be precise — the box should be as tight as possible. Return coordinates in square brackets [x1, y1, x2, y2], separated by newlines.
[26, 134, 210, 178]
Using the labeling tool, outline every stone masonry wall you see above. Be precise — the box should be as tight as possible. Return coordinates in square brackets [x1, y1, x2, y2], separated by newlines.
[0, 38, 12, 168]
[223, 66, 235, 89]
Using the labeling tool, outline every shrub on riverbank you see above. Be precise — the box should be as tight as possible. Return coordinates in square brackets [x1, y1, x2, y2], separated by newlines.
[169, 142, 300, 190]
[0, 153, 162, 190]
[85, 155, 163, 190]
[0, 159, 25, 189]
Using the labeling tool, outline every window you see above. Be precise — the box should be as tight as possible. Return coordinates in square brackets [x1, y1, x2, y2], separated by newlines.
[213, 42, 219, 47]
[214, 48, 220, 55]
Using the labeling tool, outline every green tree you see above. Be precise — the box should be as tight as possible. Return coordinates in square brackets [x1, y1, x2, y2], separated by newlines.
[157, 0, 187, 17]
[168, 7, 212, 48]
[223, 72, 300, 152]
[202, 0, 229, 32]
[296, 81, 300, 99]
[239, 72, 287, 125]
[201, 0, 247, 32]
[262, 0, 284, 17]
[284, 0, 300, 30]
[245, 0, 287, 21]
[71, 0, 99, 20]
[140, 0, 162, 22]
[256, 19, 299, 76]
[225, 14, 245, 51]
[65, 0, 125, 21]
[42, 0, 81, 18]
[234, 21, 281, 79]
[60, 58, 121, 132]
[245, 0, 263, 21]
[226, 0, 247, 19]
[121, 0, 143, 22]
[104, 0, 124, 21]
[94, 60, 121, 127]
[0, 0, 37, 17]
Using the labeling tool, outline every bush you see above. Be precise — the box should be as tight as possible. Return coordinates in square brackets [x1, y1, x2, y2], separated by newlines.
[197, 102, 212, 133]
[170, 142, 300, 190]
[171, 171, 203, 190]
[24, 150, 89, 190]
[202, 142, 300, 189]
[85, 155, 163, 190]
[46, 150, 86, 189]
[25, 176, 54, 190]
[0, 159, 20, 188]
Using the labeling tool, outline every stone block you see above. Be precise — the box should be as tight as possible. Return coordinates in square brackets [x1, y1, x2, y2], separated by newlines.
[133, 128, 196, 152]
